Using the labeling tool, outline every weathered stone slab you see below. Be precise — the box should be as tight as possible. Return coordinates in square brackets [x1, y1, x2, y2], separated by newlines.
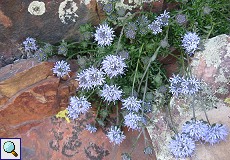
[0, 58, 78, 137]
[16, 112, 156, 160]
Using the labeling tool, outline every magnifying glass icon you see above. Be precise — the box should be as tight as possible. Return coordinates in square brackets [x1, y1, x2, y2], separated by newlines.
[3, 141, 18, 157]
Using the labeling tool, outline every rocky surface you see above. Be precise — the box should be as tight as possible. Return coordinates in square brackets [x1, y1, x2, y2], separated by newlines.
[16, 112, 156, 160]
[147, 34, 230, 160]
[0, 58, 78, 137]
[0, 0, 165, 67]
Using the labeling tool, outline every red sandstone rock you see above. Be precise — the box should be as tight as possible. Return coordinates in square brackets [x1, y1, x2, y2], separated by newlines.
[16, 112, 156, 160]
[0, 59, 78, 137]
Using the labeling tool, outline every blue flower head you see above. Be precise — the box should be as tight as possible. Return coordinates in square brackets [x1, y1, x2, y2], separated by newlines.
[169, 133, 195, 158]
[156, 10, 170, 26]
[182, 32, 200, 56]
[148, 20, 162, 35]
[169, 74, 184, 96]
[94, 23, 115, 47]
[23, 37, 37, 52]
[204, 123, 229, 145]
[125, 22, 138, 39]
[182, 119, 209, 141]
[107, 126, 126, 145]
[85, 124, 97, 133]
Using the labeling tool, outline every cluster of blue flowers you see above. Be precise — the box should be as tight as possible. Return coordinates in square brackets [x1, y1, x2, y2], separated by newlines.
[23, 37, 38, 52]
[23, 37, 54, 61]
[169, 119, 229, 158]
[148, 10, 170, 35]
[169, 74, 202, 96]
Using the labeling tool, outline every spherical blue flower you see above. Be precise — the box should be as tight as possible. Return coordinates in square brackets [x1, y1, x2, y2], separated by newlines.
[169, 133, 195, 158]
[43, 43, 53, 54]
[181, 77, 202, 95]
[101, 55, 127, 78]
[100, 84, 123, 103]
[169, 74, 184, 96]
[156, 10, 170, 26]
[116, 7, 126, 17]
[58, 45, 68, 56]
[204, 123, 229, 145]
[23, 37, 37, 52]
[34, 48, 47, 62]
[124, 112, 142, 130]
[121, 96, 142, 112]
[103, 3, 113, 14]
[76, 66, 105, 90]
[94, 23, 115, 47]
[107, 126, 126, 145]
[85, 124, 97, 133]
[121, 153, 132, 160]
[124, 22, 138, 39]
[182, 119, 209, 141]
[182, 32, 200, 56]
[144, 146, 153, 155]
[117, 50, 129, 60]
[67, 96, 91, 119]
[175, 14, 187, 25]
[52, 60, 71, 78]
[136, 15, 150, 26]
[148, 20, 162, 35]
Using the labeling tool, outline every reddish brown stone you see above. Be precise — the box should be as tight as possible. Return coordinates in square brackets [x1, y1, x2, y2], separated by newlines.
[0, 59, 78, 137]
[15, 112, 156, 160]
[0, 10, 12, 28]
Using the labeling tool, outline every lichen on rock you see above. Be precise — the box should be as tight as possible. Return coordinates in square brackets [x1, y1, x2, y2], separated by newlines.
[59, 0, 79, 24]
[28, 1, 46, 16]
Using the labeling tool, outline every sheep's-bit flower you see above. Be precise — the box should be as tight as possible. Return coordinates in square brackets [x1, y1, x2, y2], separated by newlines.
[181, 77, 202, 95]
[121, 96, 142, 112]
[34, 48, 47, 61]
[76, 67, 105, 90]
[94, 23, 115, 47]
[107, 126, 126, 145]
[169, 133, 195, 158]
[169, 74, 183, 96]
[182, 32, 200, 56]
[157, 10, 170, 26]
[52, 60, 71, 78]
[125, 22, 138, 39]
[136, 15, 150, 26]
[85, 124, 97, 133]
[116, 7, 126, 17]
[203, 6, 213, 15]
[67, 96, 91, 119]
[175, 14, 187, 25]
[144, 146, 153, 155]
[100, 84, 123, 103]
[182, 119, 209, 141]
[103, 3, 113, 14]
[58, 45, 68, 56]
[101, 55, 127, 78]
[124, 112, 142, 130]
[204, 123, 229, 145]
[117, 50, 129, 60]
[43, 43, 53, 54]
[121, 153, 132, 160]
[23, 37, 37, 52]
[148, 20, 162, 35]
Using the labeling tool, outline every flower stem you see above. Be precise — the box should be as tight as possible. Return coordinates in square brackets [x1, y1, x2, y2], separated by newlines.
[191, 96, 196, 121]
[138, 46, 161, 93]
[132, 43, 144, 95]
